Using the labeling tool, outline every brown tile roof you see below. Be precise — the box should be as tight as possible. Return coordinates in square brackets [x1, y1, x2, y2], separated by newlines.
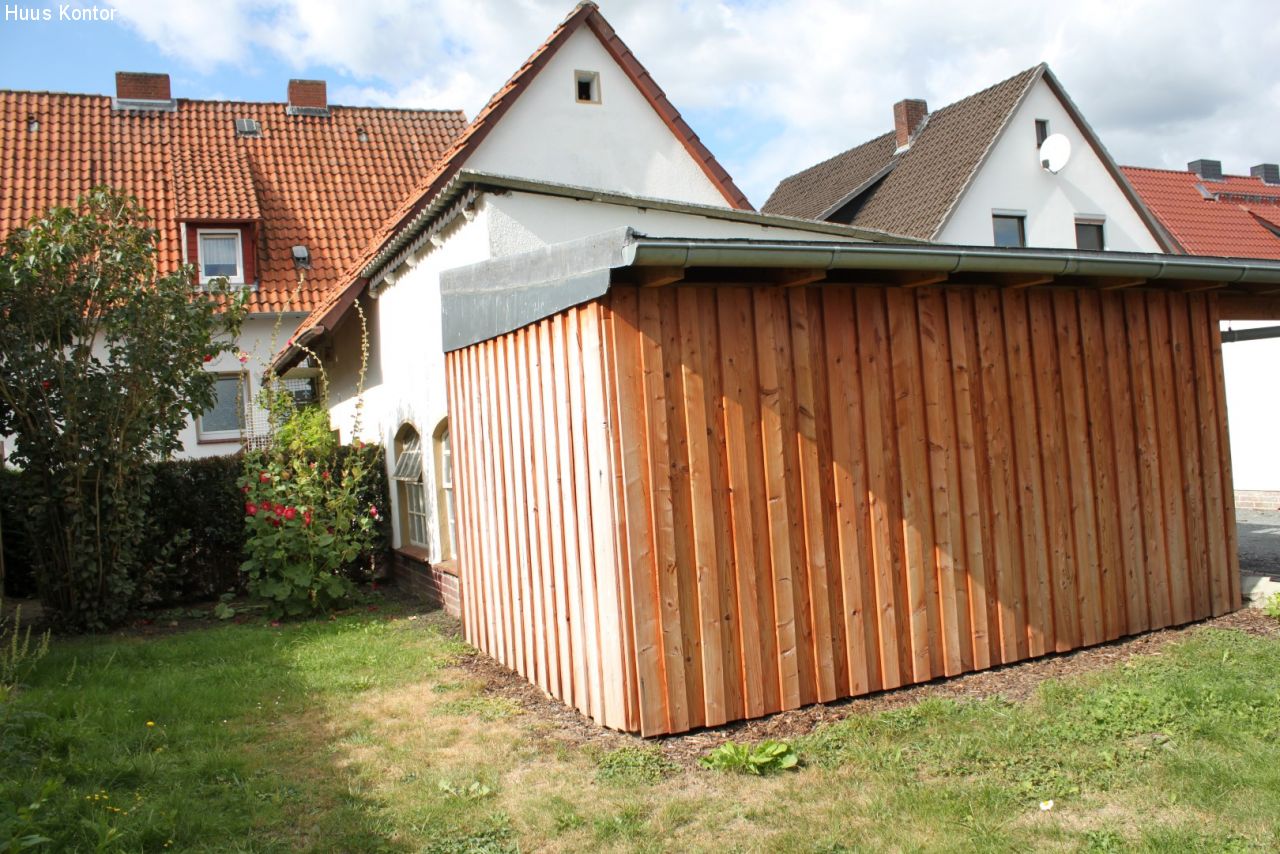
[286, 1, 752, 354]
[763, 65, 1043, 238]
[1122, 166, 1280, 260]
[0, 90, 467, 313]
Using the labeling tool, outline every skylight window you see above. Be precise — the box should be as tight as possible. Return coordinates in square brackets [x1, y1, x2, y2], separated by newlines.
[575, 70, 600, 104]
[234, 118, 262, 137]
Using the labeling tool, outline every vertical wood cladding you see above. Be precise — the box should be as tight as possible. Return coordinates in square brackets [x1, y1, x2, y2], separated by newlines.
[445, 284, 1239, 736]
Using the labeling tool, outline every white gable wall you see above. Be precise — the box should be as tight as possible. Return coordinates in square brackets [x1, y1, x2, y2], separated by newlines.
[465, 27, 731, 208]
[938, 78, 1161, 252]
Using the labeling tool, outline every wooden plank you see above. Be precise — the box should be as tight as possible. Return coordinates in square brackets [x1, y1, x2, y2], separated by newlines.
[607, 288, 666, 734]
[1146, 292, 1193, 625]
[637, 288, 690, 732]
[946, 289, 995, 670]
[917, 289, 966, 677]
[1028, 292, 1077, 652]
[857, 287, 909, 687]
[716, 287, 768, 719]
[537, 319, 576, 702]
[1217, 294, 1280, 320]
[510, 328, 545, 689]
[1124, 292, 1173, 628]
[555, 312, 593, 716]
[501, 333, 536, 679]
[772, 269, 827, 288]
[1207, 295, 1242, 609]
[580, 303, 629, 729]
[1188, 295, 1231, 616]
[676, 287, 726, 725]
[698, 288, 745, 724]
[754, 287, 803, 707]
[1077, 291, 1128, 641]
[634, 267, 686, 288]
[887, 288, 939, 682]
[1052, 291, 1104, 647]
[973, 289, 1018, 666]
[1168, 296, 1211, 620]
[821, 286, 874, 695]
[788, 287, 839, 700]
[659, 288, 707, 730]
[1000, 290, 1044, 658]
[1100, 294, 1148, 634]
[481, 341, 512, 669]
[469, 345, 497, 656]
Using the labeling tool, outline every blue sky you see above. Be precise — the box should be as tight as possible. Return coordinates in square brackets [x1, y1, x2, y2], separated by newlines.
[2, 0, 1277, 207]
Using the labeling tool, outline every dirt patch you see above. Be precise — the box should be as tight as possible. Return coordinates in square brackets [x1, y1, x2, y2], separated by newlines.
[451, 609, 1279, 766]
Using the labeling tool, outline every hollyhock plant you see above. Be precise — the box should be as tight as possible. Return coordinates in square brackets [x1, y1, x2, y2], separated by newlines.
[238, 391, 387, 618]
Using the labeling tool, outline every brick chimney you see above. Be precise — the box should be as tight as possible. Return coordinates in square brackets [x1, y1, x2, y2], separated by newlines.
[286, 79, 328, 116]
[115, 72, 170, 101]
[1250, 163, 1279, 185]
[1188, 159, 1223, 181]
[893, 98, 928, 150]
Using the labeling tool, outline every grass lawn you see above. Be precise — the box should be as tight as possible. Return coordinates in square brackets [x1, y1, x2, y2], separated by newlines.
[3, 601, 1279, 853]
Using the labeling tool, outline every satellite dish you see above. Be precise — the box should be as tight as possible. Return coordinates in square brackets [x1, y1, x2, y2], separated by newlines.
[1039, 133, 1072, 174]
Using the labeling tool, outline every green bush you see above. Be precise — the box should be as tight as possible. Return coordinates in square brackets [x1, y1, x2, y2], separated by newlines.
[135, 455, 246, 607]
[0, 470, 36, 599]
[1263, 591, 1280, 621]
[240, 398, 388, 618]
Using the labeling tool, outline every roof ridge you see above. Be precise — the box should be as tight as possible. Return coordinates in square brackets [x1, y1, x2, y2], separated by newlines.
[0, 87, 465, 115]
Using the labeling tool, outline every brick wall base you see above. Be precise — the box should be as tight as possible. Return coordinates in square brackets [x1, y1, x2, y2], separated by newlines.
[390, 551, 461, 617]
[1235, 490, 1280, 512]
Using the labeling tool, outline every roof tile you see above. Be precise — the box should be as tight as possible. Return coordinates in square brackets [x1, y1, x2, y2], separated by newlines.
[1122, 166, 1280, 260]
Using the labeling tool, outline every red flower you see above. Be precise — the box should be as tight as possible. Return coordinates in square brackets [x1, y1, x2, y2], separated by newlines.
[245, 502, 258, 516]
[321, 471, 330, 480]
[259, 472, 271, 483]
[273, 504, 285, 515]
[283, 506, 297, 521]
[241, 485, 250, 494]
[369, 506, 379, 518]
[269, 518, 281, 528]
[203, 353, 214, 363]
[303, 510, 313, 527]
[41, 380, 52, 390]
[259, 500, 271, 512]
[286, 338, 294, 347]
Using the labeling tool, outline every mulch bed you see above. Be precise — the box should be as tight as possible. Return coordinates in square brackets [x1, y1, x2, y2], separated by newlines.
[453, 608, 1279, 765]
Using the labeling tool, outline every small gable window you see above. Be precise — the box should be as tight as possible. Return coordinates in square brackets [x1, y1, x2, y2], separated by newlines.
[992, 214, 1026, 248]
[575, 70, 600, 104]
[197, 229, 244, 284]
[1075, 218, 1105, 251]
[1035, 119, 1049, 147]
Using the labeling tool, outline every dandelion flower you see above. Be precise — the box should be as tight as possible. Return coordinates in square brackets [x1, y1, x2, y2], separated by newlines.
[1040, 799, 1054, 812]
[146, 721, 155, 727]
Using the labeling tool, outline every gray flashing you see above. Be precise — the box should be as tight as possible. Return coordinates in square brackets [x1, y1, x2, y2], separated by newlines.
[442, 229, 1280, 351]
[285, 105, 331, 117]
[111, 97, 176, 113]
[440, 228, 630, 351]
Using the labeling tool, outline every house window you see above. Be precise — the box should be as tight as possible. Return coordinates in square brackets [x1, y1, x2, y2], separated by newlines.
[198, 373, 247, 442]
[1035, 119, 1049, 147]
[197, 229, 244, 284]
[575, 70, 600, 104]
[393, 424, 429, 549]
[1075, 219, 1105, 251]
[434, 420, 457, 561]
[992, 214, 1026, 247]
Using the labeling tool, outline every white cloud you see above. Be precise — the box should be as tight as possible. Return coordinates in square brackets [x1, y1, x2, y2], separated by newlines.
[110, 0, 1280, 205]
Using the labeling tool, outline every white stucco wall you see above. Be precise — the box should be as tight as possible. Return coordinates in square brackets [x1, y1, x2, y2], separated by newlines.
[938, 79, 1162, 252]
[175, 313, 304, 459]
[465, 27, 731, 208]
[1220, 321, 1280, 492]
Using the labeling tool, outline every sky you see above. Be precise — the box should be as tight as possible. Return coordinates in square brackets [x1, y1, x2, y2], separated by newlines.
[1, 0, 1277, 207]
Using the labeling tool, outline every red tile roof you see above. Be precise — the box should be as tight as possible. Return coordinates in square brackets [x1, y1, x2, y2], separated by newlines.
[0, 90, 467, 312]
[1122, 166, 1280, 260]
[285, 1, 752, 355]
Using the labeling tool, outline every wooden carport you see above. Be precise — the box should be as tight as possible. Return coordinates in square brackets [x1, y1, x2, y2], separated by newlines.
[441, 231, 1280, 736]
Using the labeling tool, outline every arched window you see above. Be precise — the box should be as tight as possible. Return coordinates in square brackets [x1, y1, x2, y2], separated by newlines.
[393, 424, 428, 549]
[434, 419, 457, 561]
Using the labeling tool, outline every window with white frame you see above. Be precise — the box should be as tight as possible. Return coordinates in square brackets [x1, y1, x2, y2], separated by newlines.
[197, 228, 244, 284]
[393, 425, 429, 549]
[435, 421, 457, 560]
[197, 373, 248, 442]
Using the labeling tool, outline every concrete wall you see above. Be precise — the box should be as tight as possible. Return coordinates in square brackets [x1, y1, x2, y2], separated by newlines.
[465, 27, 730, 208]
[939, 79, 1161, 252]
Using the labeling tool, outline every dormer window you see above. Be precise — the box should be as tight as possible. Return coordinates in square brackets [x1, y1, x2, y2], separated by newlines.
[575, 70, 600, 104]
[197, 228, 245, 285]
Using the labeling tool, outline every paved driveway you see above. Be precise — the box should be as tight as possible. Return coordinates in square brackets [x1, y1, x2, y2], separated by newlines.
[1238, 509, 1280, 576]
